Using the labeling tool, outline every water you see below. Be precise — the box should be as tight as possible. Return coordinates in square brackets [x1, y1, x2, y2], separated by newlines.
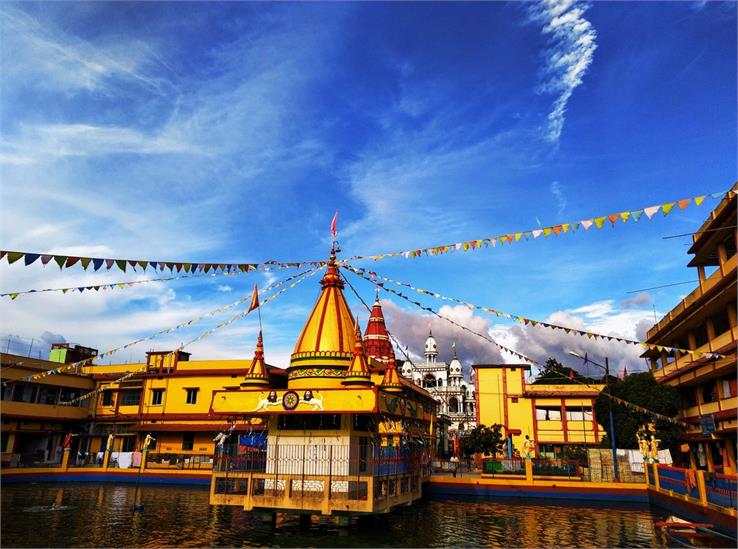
[1, 483, 671, 547]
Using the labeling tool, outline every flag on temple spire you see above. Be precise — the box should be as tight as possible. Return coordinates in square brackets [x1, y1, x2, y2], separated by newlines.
[569, 370, 574, 380]
[247, 284, 260, 313]
[330, 210, 338, 237]
[621, 365, 628, 379]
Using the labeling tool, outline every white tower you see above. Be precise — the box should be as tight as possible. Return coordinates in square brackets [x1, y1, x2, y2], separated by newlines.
[448, 343, 462, 387]
[424, 328, 438, 364]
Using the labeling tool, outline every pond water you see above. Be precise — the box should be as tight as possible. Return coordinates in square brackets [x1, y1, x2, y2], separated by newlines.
[1, 482, 673, 547]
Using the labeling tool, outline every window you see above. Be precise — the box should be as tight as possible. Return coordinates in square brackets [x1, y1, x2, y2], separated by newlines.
[702, 381, 718, 404]
[566, 407, 593, 421]
[722, 376, 737, 399]
[151, 389, 164, 406]
[680, 387, 698, 408]
[1, 432, 9, 452]
[185, 388, 198, 405]
[1, 382, 12, 401]
[182, 432, 195, 451]
[101, 390, 113, 406]
[711, 309, 730, 337]
[278, 414, 341, 430]
[449, 397, 459, 413]
[536, 406, 562, 421]
[119, 390, 141, 406]
[694, 325, 709, 348]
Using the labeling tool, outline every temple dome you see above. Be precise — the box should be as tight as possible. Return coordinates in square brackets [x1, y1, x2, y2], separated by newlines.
[290, 251, 356, 373]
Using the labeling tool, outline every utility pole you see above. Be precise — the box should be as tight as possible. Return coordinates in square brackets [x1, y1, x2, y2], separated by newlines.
[605, 357, 620, 482]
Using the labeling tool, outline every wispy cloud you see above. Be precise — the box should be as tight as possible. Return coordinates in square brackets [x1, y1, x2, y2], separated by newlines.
[528, 0, 597, 143]
[550, 180, 566, 216]
[0, 7, 167, 95]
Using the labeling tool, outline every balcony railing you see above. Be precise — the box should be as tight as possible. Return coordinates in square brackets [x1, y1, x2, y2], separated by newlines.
[145, 452, 213, 469]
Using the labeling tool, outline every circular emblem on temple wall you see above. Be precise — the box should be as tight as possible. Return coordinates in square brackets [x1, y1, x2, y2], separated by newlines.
[282, 390, 300, 410]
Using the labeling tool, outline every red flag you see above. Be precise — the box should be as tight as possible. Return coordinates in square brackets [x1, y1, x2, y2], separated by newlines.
[569, 370, 574, 380]
[621, 366, 628, 379]
[247, 284, 259, 313]
[330, 210, 338, 237]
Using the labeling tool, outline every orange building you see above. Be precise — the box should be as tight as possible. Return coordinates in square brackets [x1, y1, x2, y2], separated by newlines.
[643, 185, 736, 473]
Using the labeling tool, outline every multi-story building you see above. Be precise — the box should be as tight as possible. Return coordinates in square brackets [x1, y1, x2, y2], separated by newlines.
[643, 185, 737, 474]
[474, 364, 604, 458]
[400, 330, 477, 437]
[1, 352, 94, 467]
[80, 349, 278, 465]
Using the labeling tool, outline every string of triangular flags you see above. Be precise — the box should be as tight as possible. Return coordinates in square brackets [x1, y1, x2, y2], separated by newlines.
[0, 250, 327, 274]
[59, 370, 145, 407]
[8, 268, 319, 385]
[1, 269, 249, 300]
[346, 268, 686, 427]
[345, 189, 733, 262]
[59, 269, 319, 406]
[343, 265, 725, 360]
[346, 267, 539, 365]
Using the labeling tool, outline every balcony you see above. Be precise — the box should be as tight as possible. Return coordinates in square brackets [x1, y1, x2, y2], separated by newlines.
[647, 254, 736, 340]
[0, 400, 89, 420]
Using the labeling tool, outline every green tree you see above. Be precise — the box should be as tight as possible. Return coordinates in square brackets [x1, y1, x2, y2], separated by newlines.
[532, 358, 598, 385]
[594, 371, 681, 455]
[459, 424, 504, 457]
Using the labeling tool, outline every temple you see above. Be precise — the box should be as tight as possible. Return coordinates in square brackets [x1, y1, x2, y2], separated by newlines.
[208, 247, 437, 517]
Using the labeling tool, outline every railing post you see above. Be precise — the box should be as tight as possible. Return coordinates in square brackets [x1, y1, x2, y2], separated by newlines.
[525, 458, 533, 483]
[652, 463, 660, 491]
[140, 450, 148, 472]
[61, 448, 71, 471]
[102, 449, 111, 471]
[696, 470, 708, 506]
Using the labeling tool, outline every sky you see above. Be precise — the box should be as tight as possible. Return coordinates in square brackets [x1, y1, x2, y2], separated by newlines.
[0, 1, 735, 379]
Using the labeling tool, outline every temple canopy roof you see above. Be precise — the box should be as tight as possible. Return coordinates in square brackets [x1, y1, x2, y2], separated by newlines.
[290, 249, 356, 369]
[363, 289, 395, 364]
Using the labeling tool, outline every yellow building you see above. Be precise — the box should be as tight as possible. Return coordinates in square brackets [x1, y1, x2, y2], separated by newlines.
[473, 364, 604, 458]
[1, 352, 94, 467]
[209, 249, 438, 517]
[643, 185, 737, 473]
[80, 349, 274, 468]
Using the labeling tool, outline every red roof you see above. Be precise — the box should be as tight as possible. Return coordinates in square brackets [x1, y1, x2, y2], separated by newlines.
[363, 295, 395, 363]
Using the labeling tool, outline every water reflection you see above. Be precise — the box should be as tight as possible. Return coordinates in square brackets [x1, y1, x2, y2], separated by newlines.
[1, 483, 669, 548]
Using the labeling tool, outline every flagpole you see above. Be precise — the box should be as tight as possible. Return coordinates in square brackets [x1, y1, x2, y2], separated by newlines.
[257, 296, 263, 333]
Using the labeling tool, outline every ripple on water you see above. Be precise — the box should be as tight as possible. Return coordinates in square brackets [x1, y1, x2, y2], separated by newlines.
[2, 483, 671, 548]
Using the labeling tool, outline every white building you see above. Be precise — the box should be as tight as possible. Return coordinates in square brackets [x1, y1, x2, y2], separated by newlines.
[401, 329, 476, 436]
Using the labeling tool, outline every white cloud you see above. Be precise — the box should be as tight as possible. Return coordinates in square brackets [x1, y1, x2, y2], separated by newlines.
[550, 180, 566, 216]
[528, 0, 597, 143]
[217, 285, 233, 293]
[0, 7, 167, 95]
[568, 300, 615, 318]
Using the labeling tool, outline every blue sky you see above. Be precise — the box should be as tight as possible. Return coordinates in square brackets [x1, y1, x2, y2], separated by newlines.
[0, 1, 735, 377]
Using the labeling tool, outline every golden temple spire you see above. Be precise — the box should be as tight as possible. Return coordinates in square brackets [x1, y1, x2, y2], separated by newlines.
[380, 356, 403, 393]
[289, 242, 356, 378]
[343, 317, 373, 386]
[241, 331, 270, 388]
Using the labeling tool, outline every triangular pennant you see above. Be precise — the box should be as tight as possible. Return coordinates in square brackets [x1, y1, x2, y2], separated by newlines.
[644, 206, 660, 219]
[54, 255, 67, 269]
[561, 224, 570, 233]
[619, 212, 630, 223]
[138, 261, 149, 271]
[41, 254, 53, 265]
[543, 227, 552, 237]
[115, 259, 127, 272]
[608, 214, 619, 226]
[677, 199, 691, 210]
[24, 253, 40, 266]
[631, 209, 644, 222]
[105, 259, 115, 270]
[593, 216, 606, 229]
[710, 192, 724, 199]
[92, 258, 104, 271]
[65, 257, 80, 268]
[9, 293, 18, 300]
[7, 252, 24, 264]
[128, 260, 138, 270]
[80, 257, 92, 270]
[694, 195, 705, 206]
[552, 225, 562, 235]
[532, 229, 542, 238]
[661, 202, 675, 216]
[581, 219, 593, 230]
